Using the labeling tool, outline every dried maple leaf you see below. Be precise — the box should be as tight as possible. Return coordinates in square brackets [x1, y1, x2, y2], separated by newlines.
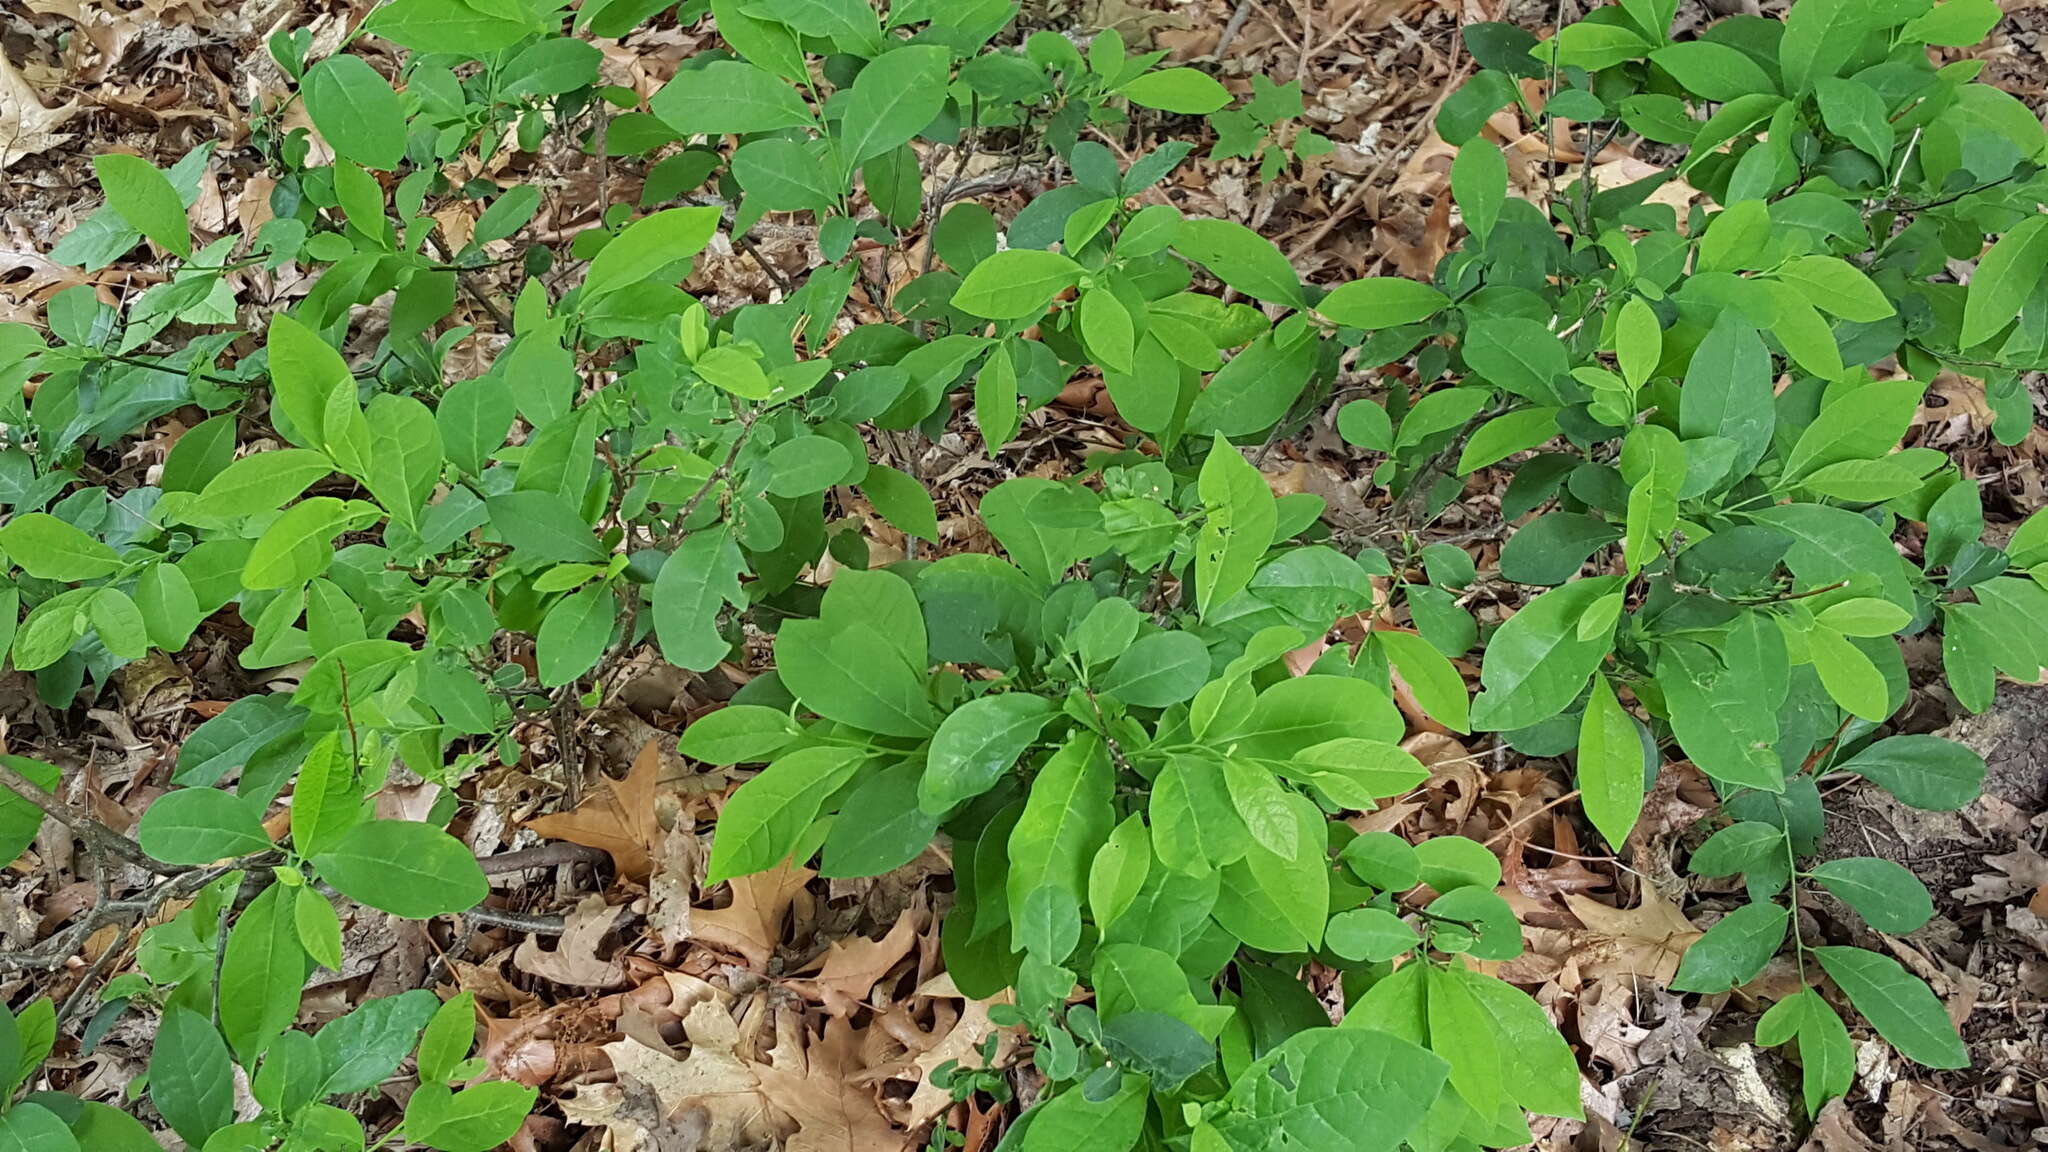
[525, 740, 666, 880]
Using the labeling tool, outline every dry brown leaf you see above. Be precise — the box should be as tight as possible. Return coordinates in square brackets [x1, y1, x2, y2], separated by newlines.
[756, 1014, 907, 1152]
[686, 859, 813, 968]
[790, 909, 918, 1016]
[513, 896, 628, 989]
[602, 999, 783, 1149]
[525, 739, 666, 879]
[1561, 889, 1700, 985]
[0, 53, 78, 170]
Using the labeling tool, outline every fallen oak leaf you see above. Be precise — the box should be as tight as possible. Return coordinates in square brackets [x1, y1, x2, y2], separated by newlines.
[755, 1013, 908, 1152]
[788, 909, 919, 1016]
[525, 739, 666, 880]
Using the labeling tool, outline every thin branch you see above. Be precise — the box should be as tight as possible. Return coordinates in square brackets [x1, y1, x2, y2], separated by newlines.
[0, 760, 173, 875]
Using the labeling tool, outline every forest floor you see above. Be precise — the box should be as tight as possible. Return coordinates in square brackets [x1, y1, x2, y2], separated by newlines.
[3, 0, 2048, 1149]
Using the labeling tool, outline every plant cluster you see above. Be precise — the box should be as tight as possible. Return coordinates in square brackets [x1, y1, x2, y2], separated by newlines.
[0, 0, 2041, 1148]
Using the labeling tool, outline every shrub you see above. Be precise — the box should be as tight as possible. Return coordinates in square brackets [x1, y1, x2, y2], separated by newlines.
[0, 0, 2038, 1147]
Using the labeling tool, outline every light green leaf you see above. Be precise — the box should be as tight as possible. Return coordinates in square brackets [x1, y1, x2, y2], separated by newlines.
[1469, 576, 1624, 731]
[138, 788, 271, 864]
[1960, 215, 2048, 347]
[838, 45, 952, 171]
[649, 60, 815, 136]
[950, 249, 1082, 320]
[92, 153, 190, 257]
[1670, 900, 1788, 993]
[1196, 438, 1278, 618]
[1810, 857, 1933, 933]
[312, 820, 488, 918]
[0, 513, 121, 580]
[1119, 67, 1231, 114]
[220, 883, 307, 1062]
[921, 694, 1057, 814]
[583, 206, 721, 298]
[1813, 946, 1967, 1068]
[1577, 675, 1645, 849]
[1173, 217, 1303, 306]
[301, 55, 407, 170]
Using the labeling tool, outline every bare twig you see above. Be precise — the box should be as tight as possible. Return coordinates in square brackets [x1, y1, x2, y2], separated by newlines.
[0, 760, 172, 875]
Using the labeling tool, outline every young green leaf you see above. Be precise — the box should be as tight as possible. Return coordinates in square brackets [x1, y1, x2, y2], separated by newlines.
[92, 154, 190, 258]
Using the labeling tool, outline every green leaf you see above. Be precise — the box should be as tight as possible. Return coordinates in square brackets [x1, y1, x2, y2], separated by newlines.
[92, 589, 146, 657]
[1196, 438, 1278, 618]
[1099, 631, 1211, 708]
[583, 206, 720, 298]
[778, 569, 939, 737]
[416, 991, 477, 1086]
[1173, 217, 1303, 307]
[1814, 79, 1895, 166]
[1779, 0, 1875, 95]
[1215, 792, 1326, 950]
[1807, 624, 1892, 722]
[1650, 41, 1776, 102]
[858, 465, 938, 542]
[1659, 635, 1784, 793]
[291, 733, 359, 859]
[150, 1008, 236, 1148]
[1543, 21, 1651, 71]
[1450, 141, 1507, 241]
[650, 60, 815, 136]
[301, 55, 407, 170]
[1834, 735, 1985, 811]
[1006, 734, 1114, 940]
[0, 513, 121, 581]
[1021, 1076, 1147, 1148]
[1210, 1027, 1447, 1152]
[1690, 821, 1788, 876]
[138, 788, 272, 864]
[1078, 288, 1136, 373]
[1469, 576, 1624, 731]
[651, 530, 745, 673]
[1284, 738, 1427, 808]
[706, 745, 869, 882]
[220, 883, 308, 1062]
[92, 154, 190, 258]
[1340, 830, 1419, 891]
[1810, 857, 1933, 933]
[1119, 67, 1231, 114]
[1670, 900, 1788, 993]
[821, 761, 940, 878]
[1814, 598, 1911, 637]
[1444, 966, 1584, 1119]
[974, 342, 1022, 451]
[1614, 295, 1661, 389]
[536, 583, 617, 688]
[1325, 907, 1420, 962]
[1577, 676, 1645, 849]
[296, 887, 344, 972]
[363, 393, 444, 530]
[1783, 380, 1924, 481]
[1088, 815, 1151, 931]
[500, 36, 602, 97]
[365, 0, 534, 53]
[487, 491, 605, 563]
[314, 991, 438, 1095]
[1458, 405, 1561, 474]
[1679, 316, 1775, 474]
[0, 1103, 78, 1152]
[1813, 946, 1968, 1068]
[1748, 503, 1916, 609]
[1150, 755, 1250, 875]
[921, 693, 1057, 813]
[1377, 630, 1470, 732]
[1436, 70, 1517, 145]
[678, 705, 802, 766]
[405, 1080, 541, 1152]
[838, 45, 952, 171]
[952, 249, 1082, 320]
[1901, 0, 2002, 47]
[242, 496, 351, 589]
[1228, 674, 1402, 760]
[188, 448, 334, 523]
[1411, 835, 1501, 893]
[312, 820, 488, 918]
[1961, 216, 2048, 347]
[1319, 277, 1452, 331]
[1463, 317, 1569, 404]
